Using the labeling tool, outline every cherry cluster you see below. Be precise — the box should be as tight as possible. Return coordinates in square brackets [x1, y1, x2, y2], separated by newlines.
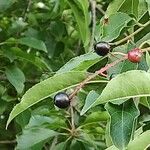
[54, 41, 143, 109]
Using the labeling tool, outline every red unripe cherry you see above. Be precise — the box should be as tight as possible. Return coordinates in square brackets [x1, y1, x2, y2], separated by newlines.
[127, 48, 142, 63]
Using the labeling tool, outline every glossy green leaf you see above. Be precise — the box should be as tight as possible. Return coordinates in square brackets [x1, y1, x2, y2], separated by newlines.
[127, 130, 150, 150]
[95, 70, 150, 105]
[57, 52, 101, 74]
[105, 101, 139, 150]
[80, 90, 99, 115]
[17, 37, 47, 53]
[17, 128, 58, 149]
[67, 0, 90, 48]
[5, 65, 25, 94]
[6, 71, 88, 127]
[102, 13, 132, 42]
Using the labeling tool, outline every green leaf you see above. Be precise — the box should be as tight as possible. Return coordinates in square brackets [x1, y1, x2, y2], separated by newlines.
[80, 90, 99, 115]
[15, 110, 31, 128]
[105, 0, 126, 16]
[101, 13, 132, 42]
[140, 97, 150, 109]
[146, 51, 150, 68]
[10, 47, 49, 70]
[119, 0, 139, 18]
[136, 32, 150, 47]
[0, 0, 16, 12]
[5, 65, 25, 94]
[95, 70, 150, 105]
[17, 37, 47, 53]
[145, 0, 150, 16]
[106, 0, 139, 18]
[6, 71, 88, 128]
[138, 0, 148, 20]
[54, 142, 67, 150]
[105, 145, 119, 150]
[57, 52, 101, 74]
[17, 128, 58, 149]
[127, 130, 150, 150]
[105, 100, 139, 150]
[84, 111, 109, 124]
[67, 0, 90, 48]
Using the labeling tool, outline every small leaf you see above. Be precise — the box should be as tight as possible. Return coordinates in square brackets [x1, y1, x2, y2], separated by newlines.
[84, 111, 109, 124]
[95, 70, 150, 105]
[127, 130, 150, 150]
[5, 65, 25, 94]
[57, 52, 101, 74]
[105, 100, 140, 149]
[67, 0, 90, 48]
[101, 13, 132, 42]
[6, 71, 88, 127]
[80, 90, 99, 115]
[17, 37, 47, 53]
[17, 128, 58, 149]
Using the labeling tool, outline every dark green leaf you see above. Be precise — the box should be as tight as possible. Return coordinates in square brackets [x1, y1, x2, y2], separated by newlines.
[80, 90, 99, 115]
[17, 128, 58, 149]
[105, 100, 140, 149]
[0, 0, 15, 12]
[5, 65, 25, 94]
[17, 37, 47, 53]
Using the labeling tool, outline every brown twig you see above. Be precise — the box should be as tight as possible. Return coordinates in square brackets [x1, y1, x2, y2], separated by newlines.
[69, 55, 128, 100]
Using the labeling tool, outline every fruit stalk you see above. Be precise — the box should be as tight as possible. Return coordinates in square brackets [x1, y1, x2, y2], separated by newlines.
[69, 55, 128, 99]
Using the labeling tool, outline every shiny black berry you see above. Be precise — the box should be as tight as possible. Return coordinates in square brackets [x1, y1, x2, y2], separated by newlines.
[94, 41, 111, 56]
[54, 92, 70, 109]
